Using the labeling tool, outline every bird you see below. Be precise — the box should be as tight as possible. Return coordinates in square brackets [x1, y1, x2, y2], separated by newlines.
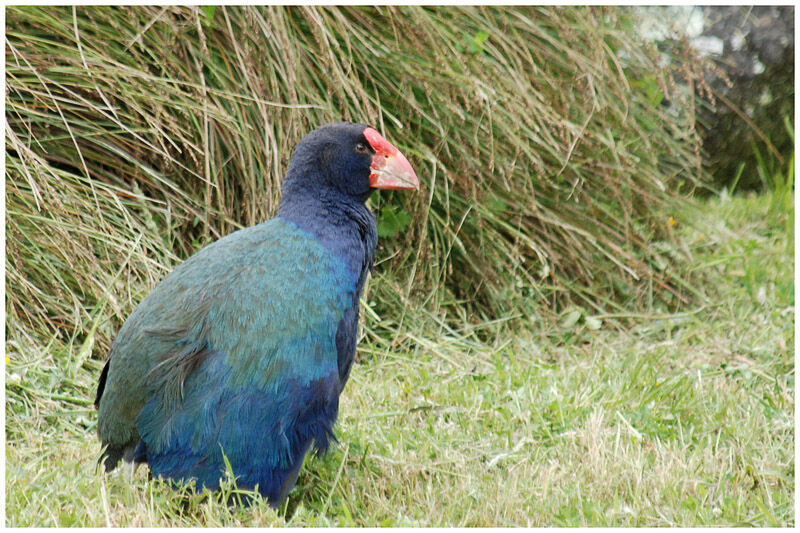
[94, 121, 419, 506]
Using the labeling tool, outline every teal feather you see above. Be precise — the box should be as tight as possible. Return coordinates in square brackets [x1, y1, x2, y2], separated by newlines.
[97, 219, 354, 500]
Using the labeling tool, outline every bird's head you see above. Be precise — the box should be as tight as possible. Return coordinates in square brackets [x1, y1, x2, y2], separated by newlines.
[282, 122, 419, 204]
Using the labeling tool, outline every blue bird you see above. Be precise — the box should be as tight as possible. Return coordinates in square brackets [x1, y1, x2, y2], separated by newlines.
[94, 122, 419, 505]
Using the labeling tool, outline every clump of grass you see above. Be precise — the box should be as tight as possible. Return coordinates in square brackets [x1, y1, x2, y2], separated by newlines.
[6, 6, 711, 359]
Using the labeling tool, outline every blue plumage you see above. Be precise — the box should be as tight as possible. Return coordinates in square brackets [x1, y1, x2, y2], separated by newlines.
[95, 122, 418, 505]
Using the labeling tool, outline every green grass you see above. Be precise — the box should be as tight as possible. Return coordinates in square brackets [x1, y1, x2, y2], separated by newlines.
[6, 5, 712, 346]
[6, 188, 793, 526]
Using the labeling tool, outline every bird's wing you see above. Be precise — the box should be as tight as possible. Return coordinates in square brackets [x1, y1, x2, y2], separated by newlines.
[100, 219, 355, 499]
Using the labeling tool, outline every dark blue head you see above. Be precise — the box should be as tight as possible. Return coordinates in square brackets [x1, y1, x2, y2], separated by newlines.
[279, 122, 419, 206]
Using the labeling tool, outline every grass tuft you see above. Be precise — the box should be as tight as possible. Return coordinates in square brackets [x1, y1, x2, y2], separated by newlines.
[6, 6, 712, 359]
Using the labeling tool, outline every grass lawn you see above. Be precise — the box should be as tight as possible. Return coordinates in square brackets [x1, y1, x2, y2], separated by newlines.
[5, 188, 794, 526]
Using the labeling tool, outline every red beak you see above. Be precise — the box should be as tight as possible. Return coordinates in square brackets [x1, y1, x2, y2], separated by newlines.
[363, 127, 420, 190]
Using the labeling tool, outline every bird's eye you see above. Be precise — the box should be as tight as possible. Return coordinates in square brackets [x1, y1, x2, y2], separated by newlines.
[355, 142, 369, 154]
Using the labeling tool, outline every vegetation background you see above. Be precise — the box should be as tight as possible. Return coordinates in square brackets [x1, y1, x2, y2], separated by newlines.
[5, 5, 794, 526]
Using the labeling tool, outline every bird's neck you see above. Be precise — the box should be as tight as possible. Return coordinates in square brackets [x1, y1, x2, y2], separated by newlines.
[276, 192, 377, 296]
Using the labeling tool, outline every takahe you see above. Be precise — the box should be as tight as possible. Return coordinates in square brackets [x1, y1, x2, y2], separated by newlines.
[94, 121, 419, 505]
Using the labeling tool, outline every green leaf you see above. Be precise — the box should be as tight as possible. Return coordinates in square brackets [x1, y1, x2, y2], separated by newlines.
[486, 196, 508, 216]
[631, 75, 663, 107]
[466, 30, 490, 54]
[559, 307, 582, 329]
[585, 315, 603, 330]
[377, 205, 412, 238]
[201, 6, 216, 26]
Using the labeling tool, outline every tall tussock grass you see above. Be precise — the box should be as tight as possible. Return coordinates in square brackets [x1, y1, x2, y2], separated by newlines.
[6, 6, 709, 355]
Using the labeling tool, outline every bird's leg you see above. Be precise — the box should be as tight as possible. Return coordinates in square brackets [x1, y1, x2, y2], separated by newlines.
[123, 459, 137, 480]
[274, 442, 312, 508]
[121, 445, 140, 480]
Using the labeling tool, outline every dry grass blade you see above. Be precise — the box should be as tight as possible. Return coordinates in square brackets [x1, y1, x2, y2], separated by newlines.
[6, 7, 711, 356]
